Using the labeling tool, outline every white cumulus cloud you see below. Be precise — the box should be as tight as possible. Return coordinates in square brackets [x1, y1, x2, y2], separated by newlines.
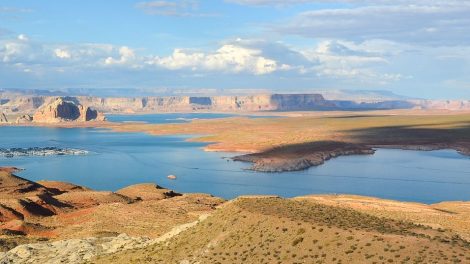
[105, 46, 137, 66]
[150, 44, 281, 75]
[54, 49, 71, 59]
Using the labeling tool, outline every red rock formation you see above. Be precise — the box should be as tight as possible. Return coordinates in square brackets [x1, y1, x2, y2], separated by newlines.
[0, 167, 223, 241]
[33, 97, 105, 123]
[15, 114, 33, 124]
[116, 183, 181, 201]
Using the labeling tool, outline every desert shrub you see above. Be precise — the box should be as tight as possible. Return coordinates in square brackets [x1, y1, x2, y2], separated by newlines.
[292, 237, 304, 246]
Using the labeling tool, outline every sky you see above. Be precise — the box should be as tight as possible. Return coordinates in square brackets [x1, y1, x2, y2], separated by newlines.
[0, 0, 469, 99]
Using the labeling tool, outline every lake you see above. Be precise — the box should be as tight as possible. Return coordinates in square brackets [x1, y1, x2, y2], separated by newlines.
[1, 114, 470, 204]
[107, 113, 278, 124]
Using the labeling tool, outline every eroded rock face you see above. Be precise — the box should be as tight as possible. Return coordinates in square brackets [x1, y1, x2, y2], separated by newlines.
[33, 98, 105, 123]
[15, 115, 32, 124]
[0, 234, 155, 264]
[63, 94, 333, 113]
[0, 113, 8, 123]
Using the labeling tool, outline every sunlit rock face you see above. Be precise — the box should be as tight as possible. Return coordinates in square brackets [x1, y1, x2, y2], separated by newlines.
[0, 113, 8, 123]
[33, 97, 105, 123]
[6, 92, 470, 115]
[15, 114, 33, 124]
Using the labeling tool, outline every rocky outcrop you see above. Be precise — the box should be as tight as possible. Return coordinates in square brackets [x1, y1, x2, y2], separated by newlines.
[33, 97, 105, 123]
[0, 213, 210, 264]
[0, 96, 45, 115]
[15, 114, 32, 124]
[0, 234, 155, 263]
[0, 168, 68, 224]
[0, 168, 48, 197]
[0, 113, 8, 123]
[116, 184, 181, 201]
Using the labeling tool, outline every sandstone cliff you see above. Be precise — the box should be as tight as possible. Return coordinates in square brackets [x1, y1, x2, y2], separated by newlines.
[33, 97, 105, 123]
[3, 93, 470, 116]
[73, 94, 332, 113]
[15, 114, 32, 124]
[410, 99, 470, 110]
[0, 96, 45, 114]
[0, 113, 8, 123]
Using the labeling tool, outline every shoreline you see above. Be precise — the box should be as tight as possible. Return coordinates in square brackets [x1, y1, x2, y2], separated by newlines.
[2, 111, 470, 173]
[2, 166, 470, 262]
[4, 120, 470, 172]
[232, 143, 470, 172]
[1, 167, 470, 243]
[1, 166, 469, 206]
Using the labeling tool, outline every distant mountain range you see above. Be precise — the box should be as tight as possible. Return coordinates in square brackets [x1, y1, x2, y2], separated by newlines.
[0, 88, 413, 100]
[312, 89, 414, 101]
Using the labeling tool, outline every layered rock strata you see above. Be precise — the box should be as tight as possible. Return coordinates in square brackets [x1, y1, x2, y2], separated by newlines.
[33, 97, 105, 123]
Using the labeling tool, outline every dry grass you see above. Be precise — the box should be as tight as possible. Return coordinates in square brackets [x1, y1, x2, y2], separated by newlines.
[93, 197, 470, 264]
[296, 195, 470, 241]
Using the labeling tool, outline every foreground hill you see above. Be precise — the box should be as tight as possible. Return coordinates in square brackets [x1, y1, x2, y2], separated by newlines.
[0, 168, 223, 252]
[1, 167, 470, 263]
[95, 196, 470, 264]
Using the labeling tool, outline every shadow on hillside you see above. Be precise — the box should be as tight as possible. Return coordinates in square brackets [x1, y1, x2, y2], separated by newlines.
[326, 115, 389, 119]
[343, 122, 470, 145]
[243, 141, 369, 158]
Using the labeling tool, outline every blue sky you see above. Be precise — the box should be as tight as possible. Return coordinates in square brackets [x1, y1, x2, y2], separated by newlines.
[0, 0, 469, 98]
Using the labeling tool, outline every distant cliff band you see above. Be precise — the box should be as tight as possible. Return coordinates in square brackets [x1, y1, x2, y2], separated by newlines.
[1, 94, 470, 121]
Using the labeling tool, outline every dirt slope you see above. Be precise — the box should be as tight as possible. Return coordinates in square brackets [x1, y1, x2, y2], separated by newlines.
[95, 197, 470, 264]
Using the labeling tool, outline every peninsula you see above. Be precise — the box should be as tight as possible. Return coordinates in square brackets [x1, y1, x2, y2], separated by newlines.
[101, 111, 470, 172]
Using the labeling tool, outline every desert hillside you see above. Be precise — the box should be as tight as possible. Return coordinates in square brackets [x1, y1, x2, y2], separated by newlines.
[95, 196, 470, 264]
[0, 168, 223, 254]
[1, 167, 470, 263]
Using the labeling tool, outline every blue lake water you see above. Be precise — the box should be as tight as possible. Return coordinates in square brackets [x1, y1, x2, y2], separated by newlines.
[107, 113, 277, 124]
[1, 115, 470, 204]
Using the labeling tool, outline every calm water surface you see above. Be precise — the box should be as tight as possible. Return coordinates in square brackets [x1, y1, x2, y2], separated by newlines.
[1, 114, 470, 204]
[107, 113, 277, 124]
